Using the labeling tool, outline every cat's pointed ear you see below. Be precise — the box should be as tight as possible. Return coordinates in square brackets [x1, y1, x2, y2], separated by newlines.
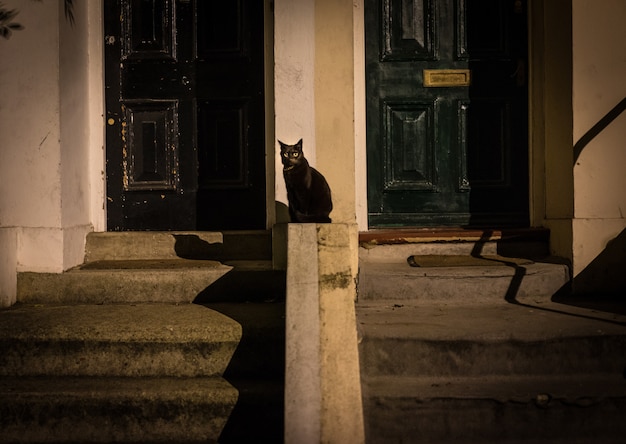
[278, 140, 286, 149]
[296, 139, 303, 150]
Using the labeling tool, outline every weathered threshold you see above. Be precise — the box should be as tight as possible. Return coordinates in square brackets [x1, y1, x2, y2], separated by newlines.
[359, 227, 550, 245]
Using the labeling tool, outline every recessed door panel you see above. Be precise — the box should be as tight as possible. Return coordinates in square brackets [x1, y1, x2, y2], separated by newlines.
[366, 0, 529, 227]
[105, 0, 266, 230]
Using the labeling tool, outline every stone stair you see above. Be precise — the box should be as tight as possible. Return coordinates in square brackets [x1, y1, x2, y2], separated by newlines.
[356, 229, 626, 444]
[2, 231, 285, 443]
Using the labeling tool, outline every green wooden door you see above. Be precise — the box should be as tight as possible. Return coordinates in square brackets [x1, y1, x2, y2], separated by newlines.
[366, 0, 529, 227]
[105, 0, 266, 231]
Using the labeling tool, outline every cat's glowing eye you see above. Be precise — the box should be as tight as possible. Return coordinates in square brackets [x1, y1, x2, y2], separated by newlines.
[293, 152, 299, 157]
[283, 152, 289, 157]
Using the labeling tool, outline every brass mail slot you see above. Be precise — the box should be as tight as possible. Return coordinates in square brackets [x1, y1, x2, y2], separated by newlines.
[423, 69, 471, 87]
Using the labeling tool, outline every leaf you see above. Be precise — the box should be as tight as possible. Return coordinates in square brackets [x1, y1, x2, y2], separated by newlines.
[64, 0, 74, 27]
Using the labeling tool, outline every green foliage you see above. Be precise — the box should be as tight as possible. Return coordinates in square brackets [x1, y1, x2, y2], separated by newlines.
[0, 0, 75, 40]
[0, 3, 23, 39]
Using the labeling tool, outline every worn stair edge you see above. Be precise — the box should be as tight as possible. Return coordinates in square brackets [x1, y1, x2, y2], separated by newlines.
[360, 241, 551, 263]
[0, 304, 242, 377]
[357, 260, 570, 302]
[361, 374, 626, 444]
[0, 376, 237, 444]
[85, 231, 273, 262]
[17, 263, 233, 304]
[359, 227, 550, 244]
[356, 302, 626, 377]
[359, 228, 550, 262]
[359, 334, 626, 378]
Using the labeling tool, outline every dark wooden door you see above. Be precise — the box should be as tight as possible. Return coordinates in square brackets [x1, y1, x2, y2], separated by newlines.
[466, 0, 529, 226]
[105, 0, 266, 231]
[365, 0, 529, 227]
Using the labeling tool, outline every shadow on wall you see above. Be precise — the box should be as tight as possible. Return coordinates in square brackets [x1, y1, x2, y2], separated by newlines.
[564, 96, 626, 304]
[568, 228, 626, 300]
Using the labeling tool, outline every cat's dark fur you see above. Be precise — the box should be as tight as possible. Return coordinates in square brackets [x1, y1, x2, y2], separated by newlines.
[279, 139, 333, 223]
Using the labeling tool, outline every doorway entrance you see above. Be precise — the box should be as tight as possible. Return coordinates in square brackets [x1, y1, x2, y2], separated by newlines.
[365, 0, 529, 227]
[104, 0, 267, 231]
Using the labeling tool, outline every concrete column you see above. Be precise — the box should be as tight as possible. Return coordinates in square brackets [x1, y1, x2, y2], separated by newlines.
[285, 223, 364, 444]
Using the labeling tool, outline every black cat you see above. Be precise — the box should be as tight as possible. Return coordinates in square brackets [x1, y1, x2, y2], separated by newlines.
[279, 139, 333, 223]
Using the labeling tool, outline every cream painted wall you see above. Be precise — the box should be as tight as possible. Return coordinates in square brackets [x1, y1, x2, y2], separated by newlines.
[0, 0, 102, 306]
[533, 0, 574, 263]
[86, 2, 106, 233]
[274, 0, 317, 219]
[315, 0, 356, 224]
[572, 0, 626, 282]
[274, 0, 358, 225]
[0, 0, 63, 229]
[353, 0, 368, 230]
[0, 0, 63, 306]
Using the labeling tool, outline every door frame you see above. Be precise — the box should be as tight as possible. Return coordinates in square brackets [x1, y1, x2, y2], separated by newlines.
[93, 0, 276, 231]
[353, 0, 549, 231]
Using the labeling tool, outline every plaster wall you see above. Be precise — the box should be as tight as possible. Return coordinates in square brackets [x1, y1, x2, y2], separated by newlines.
[0, 0, 101, 306]
[572, 0, 626, 283]
[86, 1, 106, 233]
[274, 0, 316, 218]
[0, 0, 63, 229]
[0, 0, 63, 305]
[314, 0, 356, 224]
[533, 0, 574, 262]
[274, 0, 357, 225]
[353, 0, 368, 230]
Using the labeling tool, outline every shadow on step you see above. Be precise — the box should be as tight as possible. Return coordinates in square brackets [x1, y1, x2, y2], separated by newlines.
[194, 263, 286, 444]
[197, 301, 286, 444]
[471, 231, 626, 325]
[194, 268, 286, 304]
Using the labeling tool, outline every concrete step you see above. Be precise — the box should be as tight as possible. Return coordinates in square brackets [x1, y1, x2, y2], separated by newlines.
[357, 300, 626, 443]
[4, 231, 286, 443]
[357, 301, 626, 377]
[357, 257, 570, 303]
[0, 376, 237, 443]
[85, 230, 273, 262]
[359, 227, 551, 262]
[0, 304, 241, 377]
[361, 374, 626, 444]
[17, 259, 233, 304]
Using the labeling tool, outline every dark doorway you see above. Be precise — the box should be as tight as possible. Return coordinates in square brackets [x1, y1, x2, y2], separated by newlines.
[105, 0, 267, 231]
[365, 0, 529, 227]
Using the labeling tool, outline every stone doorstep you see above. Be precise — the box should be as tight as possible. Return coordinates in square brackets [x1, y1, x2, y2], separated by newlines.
[358, 300, 626, 442]
[359, 227, 551, 263]
[16, 261, 234, 304]
[356, 301, 626, 377]
[362, 373, 626, 404]
[84, 230, 273, 262]
[0, 304, 242, 378]
[359, 227, 550, 244]
[357, 259, 570, 302]
[0, 376, 237, 444]
[362, 374, 626, 444]
[359, 333, 626, 378]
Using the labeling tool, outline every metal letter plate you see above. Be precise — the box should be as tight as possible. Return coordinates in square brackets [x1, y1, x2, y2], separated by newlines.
[423, 69, 471, 87]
